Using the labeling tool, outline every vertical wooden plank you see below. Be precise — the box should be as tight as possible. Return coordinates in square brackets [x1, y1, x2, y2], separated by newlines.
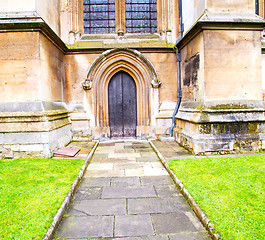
[122, 72, 137, 137]
[108, 72, 123, 137]
[108, 71, 137, 138]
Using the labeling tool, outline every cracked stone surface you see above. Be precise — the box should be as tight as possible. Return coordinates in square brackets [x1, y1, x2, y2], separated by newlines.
[54, 140, 210, 240]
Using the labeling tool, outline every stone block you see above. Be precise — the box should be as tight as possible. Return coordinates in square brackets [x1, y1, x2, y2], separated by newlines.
[69, 199, 126, 216]
[79, 177, 111, 187]
[74, 187, 102, 201]
[169, 232, 210, 240]
[151, 213, 197, 234]
[154, 185, 182, 198]
[115, 215, 154, 237]
[19, 144, 43, 152]
[55, 216, 114, 239]
[110, 177, 141, 187]
[128, 198, 184, 214]
[102, 186, 157, 199]
[140, 176, 173, 186]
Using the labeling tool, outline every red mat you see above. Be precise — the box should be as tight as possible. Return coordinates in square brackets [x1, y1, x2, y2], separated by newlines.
[53, 147, 80, 157]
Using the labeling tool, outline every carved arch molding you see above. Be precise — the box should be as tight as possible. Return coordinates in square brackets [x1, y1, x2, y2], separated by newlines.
[83, 49, 161, 127]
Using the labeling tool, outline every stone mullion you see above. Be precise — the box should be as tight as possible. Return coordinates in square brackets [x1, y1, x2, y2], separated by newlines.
[156, 0, 162, 33]
[259, 0, 265, 18]
[115, 0, 126, 33]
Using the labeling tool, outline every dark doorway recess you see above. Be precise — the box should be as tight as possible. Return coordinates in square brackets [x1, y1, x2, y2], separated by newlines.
[108, 71, 137, 138]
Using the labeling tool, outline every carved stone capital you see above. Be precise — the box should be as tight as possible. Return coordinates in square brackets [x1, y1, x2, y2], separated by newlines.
[82, 78, 92, 90]
[151, 78, 161, 88]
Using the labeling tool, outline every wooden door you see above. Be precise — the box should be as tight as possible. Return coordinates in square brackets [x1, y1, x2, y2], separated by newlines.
[108, 71, 137, 138]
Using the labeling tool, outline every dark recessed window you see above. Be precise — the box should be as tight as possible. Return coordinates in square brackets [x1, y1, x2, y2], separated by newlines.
[83, 0, 157, 34]
[84, 0, 115, 34]
[125, 0, 157, 33]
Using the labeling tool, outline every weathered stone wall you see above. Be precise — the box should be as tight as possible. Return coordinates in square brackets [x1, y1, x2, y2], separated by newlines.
[64, 53, 99, 104]
[262, 53, 265, 96]
[180, 32, 204, 102]
[0, 0, 35, 12]
[204, 30, 262, 101]
[0, 32, 41, 102]
[0, 31, 65, 102]
[182, 0, 257, 34]
[182, 0, 205, 34]
[36, 0, 60, 35]
[206, 0, 255, 13]
[0, 0, 60, 35]
[39, 33, 65, 102]
[144, 52, 178, 103]
[60, 0, 84, 43]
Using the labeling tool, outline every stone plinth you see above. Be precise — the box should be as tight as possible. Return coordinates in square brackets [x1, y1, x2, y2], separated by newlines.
[0, 101, 72, 157]
[174, 101, 265, 154]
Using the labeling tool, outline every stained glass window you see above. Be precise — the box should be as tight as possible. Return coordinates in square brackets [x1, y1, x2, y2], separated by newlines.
[125, 0, 157, 33]
[83, 0, 115, 34]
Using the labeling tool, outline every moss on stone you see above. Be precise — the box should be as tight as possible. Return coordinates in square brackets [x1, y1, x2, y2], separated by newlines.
[249, 123, 258, 134]
[199, 124, 211, 134]
[67, 40, 175, 50]
[207, 104, 248, 110]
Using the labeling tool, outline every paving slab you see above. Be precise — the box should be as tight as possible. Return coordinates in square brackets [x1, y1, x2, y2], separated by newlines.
[79, 177, 111, 187]
[151, 140, 192, 161]
[125, 168, 145, 177]
[115, 149, 136, 153]
[111, 177, 141, 187]
[100, 157, 136, 164]
[85, 169, 125, 177]
[97, 236, 169, 240]
[91, 236, 168, 240]
[55, 216, 114, 239]
[143, 167, 169, 176]
[154, 184, 182, 198]
[169, 232, 211, 240]
[69, 199, 126, 216]
[140, 175, 173, 185]
[109, 152, 141, 158]
[136, 157, 160, 162]
[74, 187, 102, 201]
[115, 215, 155, 237]
[128, 197, 189, 214]
[151, 213, 197, 234]
[87, 163, 114, 170]
[114, 162, 150, 170]
[102, 186, 157, 199]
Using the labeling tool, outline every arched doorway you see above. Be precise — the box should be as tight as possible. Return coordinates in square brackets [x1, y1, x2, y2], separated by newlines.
[108, 71, 137, 138]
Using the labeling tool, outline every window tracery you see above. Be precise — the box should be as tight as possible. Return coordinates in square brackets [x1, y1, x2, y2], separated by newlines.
[83, 0, 157, 34]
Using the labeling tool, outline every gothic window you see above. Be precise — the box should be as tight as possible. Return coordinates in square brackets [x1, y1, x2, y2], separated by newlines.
[84, 0, 116, 34]
[125, 0, 157, 33]
[83, 0, 157, 34]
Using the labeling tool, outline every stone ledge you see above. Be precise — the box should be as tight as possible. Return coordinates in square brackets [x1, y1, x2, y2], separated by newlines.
[0, 101, 71, 132]
[175, 129, 261, 154]
[176, 101, 265, 123]
[177, 11, 265, 50]
[0, 124, 72, 157]
[0, 101, 69, 112]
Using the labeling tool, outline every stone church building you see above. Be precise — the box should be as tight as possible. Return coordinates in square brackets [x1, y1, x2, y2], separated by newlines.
[1, 0, 265, 157]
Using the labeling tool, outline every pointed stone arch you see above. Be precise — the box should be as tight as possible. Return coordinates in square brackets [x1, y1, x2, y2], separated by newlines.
[83, 49, 161, 132]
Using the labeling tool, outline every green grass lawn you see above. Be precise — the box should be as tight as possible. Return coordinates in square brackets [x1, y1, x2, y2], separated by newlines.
[168, 155, 265, 240]
[0, 158, 84, 240]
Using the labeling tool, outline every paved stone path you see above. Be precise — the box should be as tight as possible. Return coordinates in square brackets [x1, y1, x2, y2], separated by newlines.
[54, 140, 210, 240]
